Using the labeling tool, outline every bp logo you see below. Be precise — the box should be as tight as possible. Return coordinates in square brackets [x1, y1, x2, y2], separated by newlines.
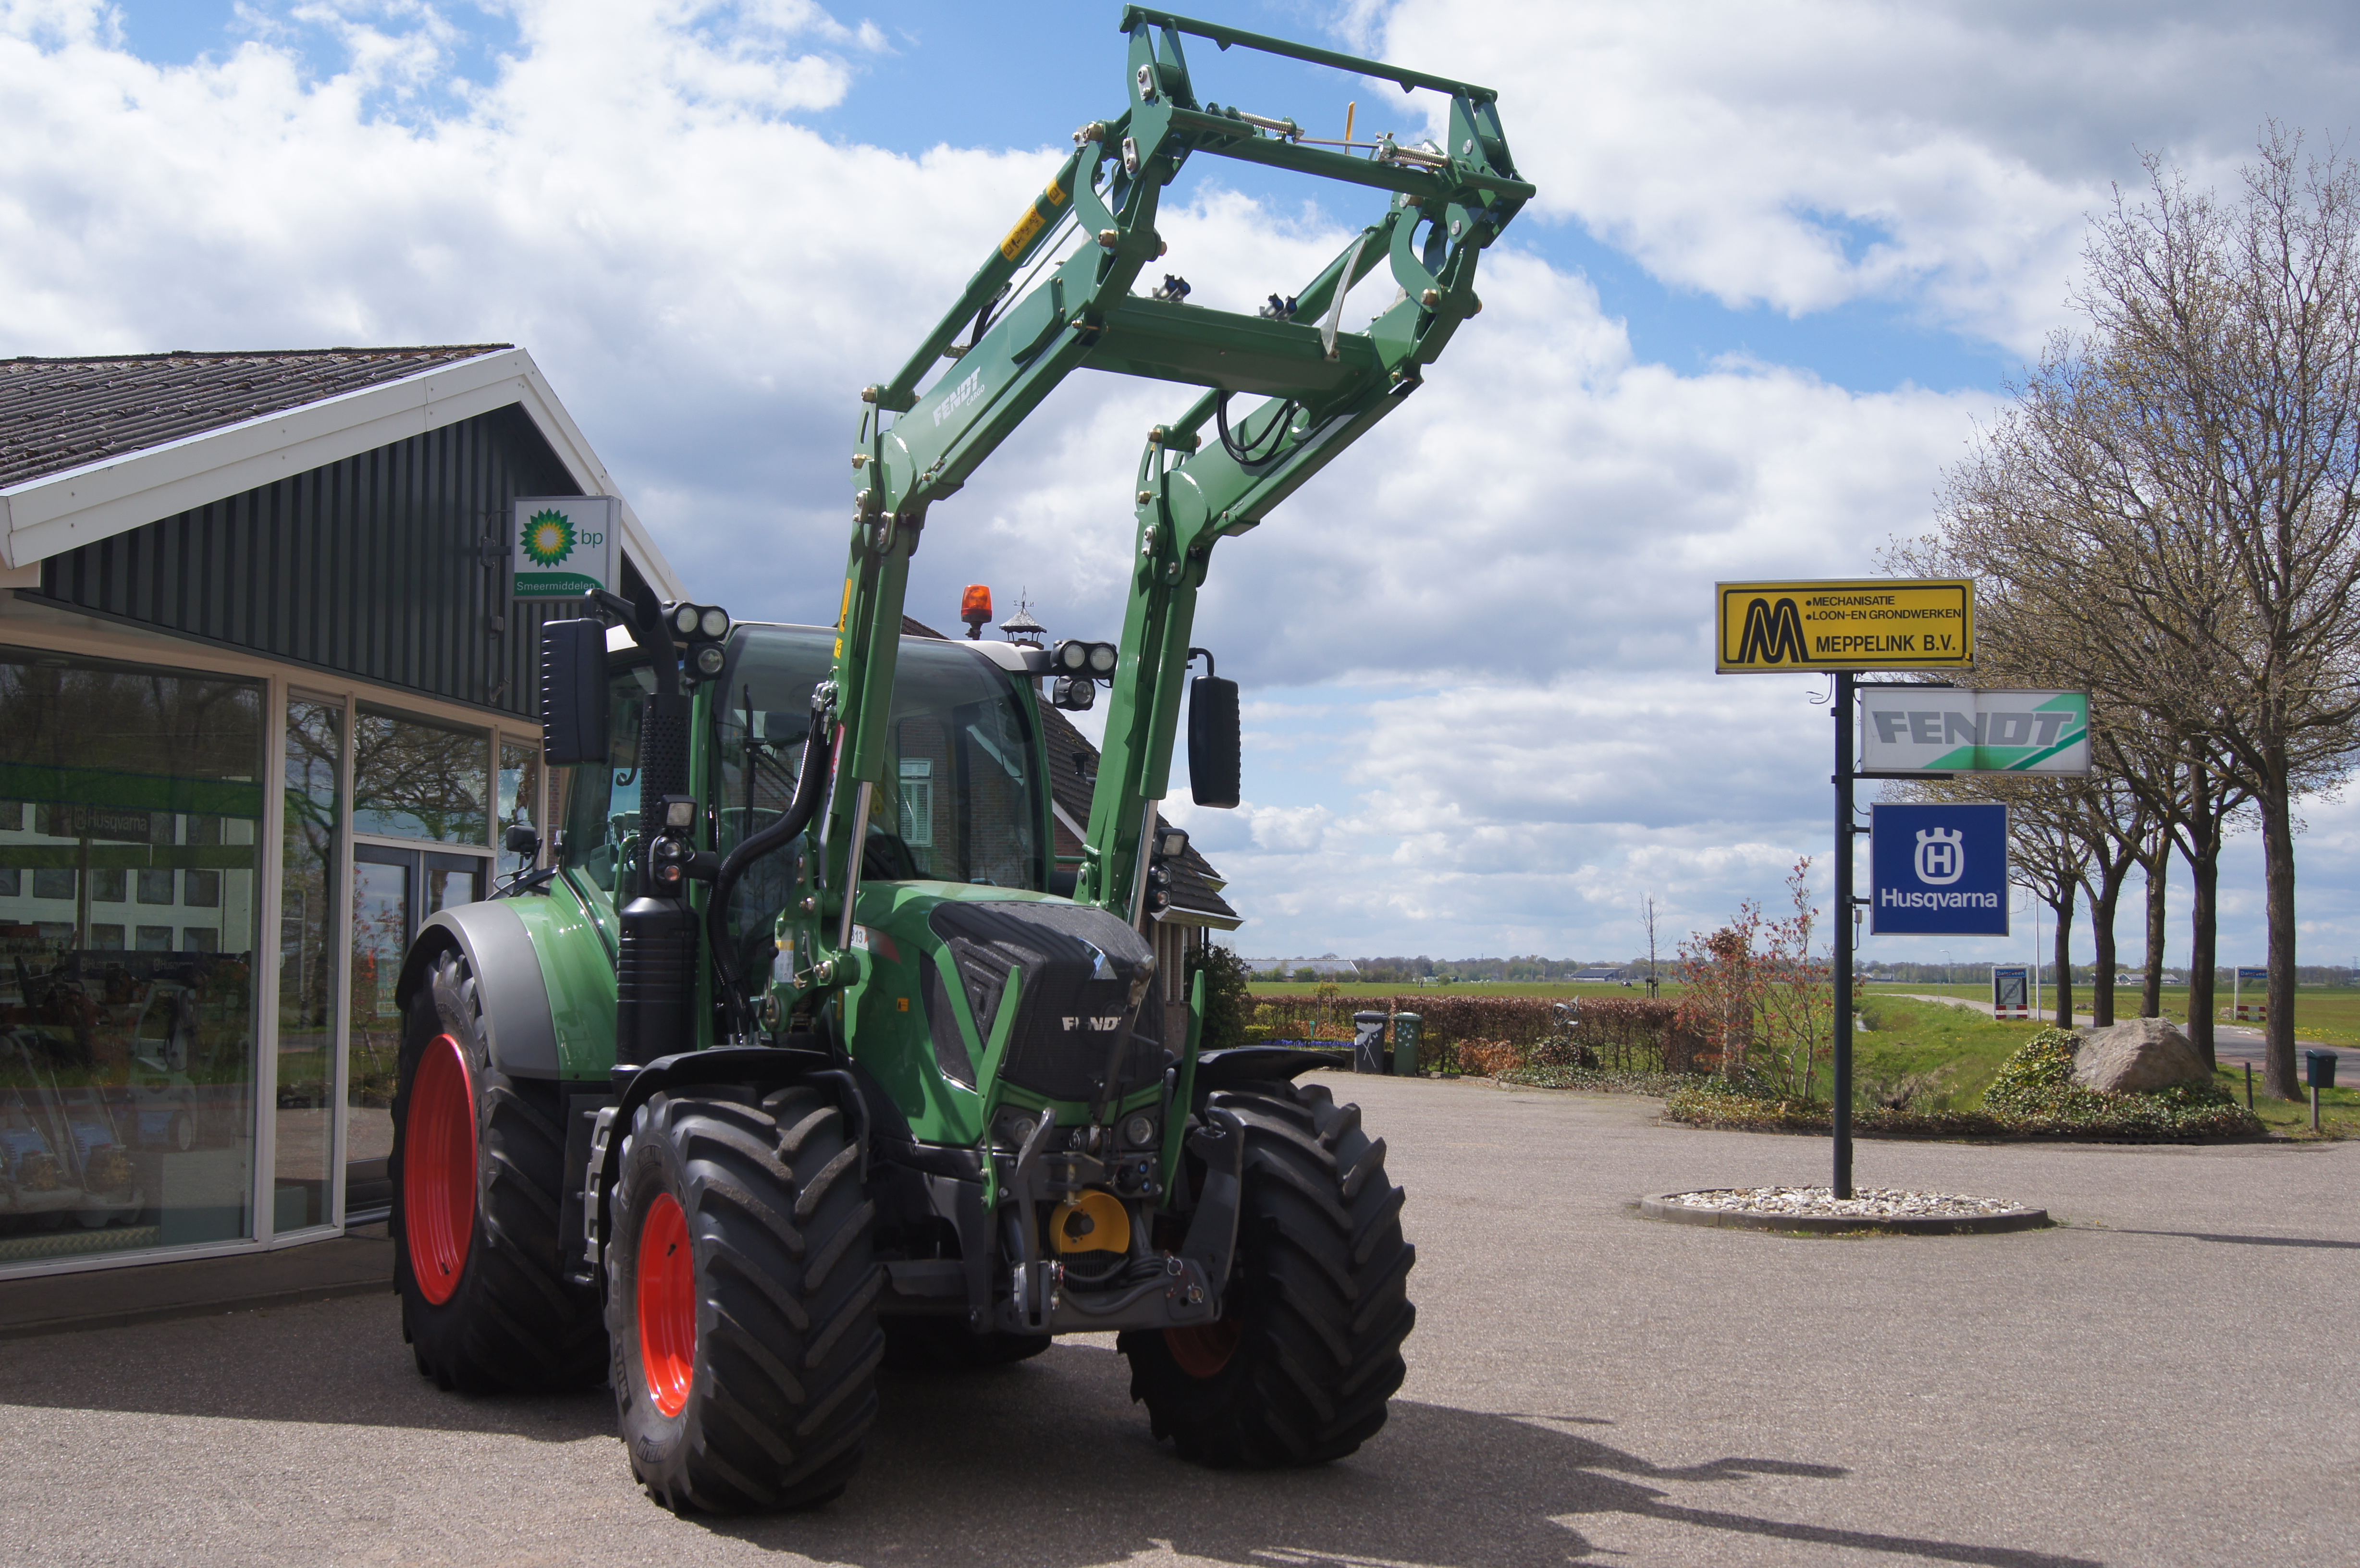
[521, 508, 576, 566]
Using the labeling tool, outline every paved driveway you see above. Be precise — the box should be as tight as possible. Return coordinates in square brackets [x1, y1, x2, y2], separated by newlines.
[4, 1073, 2355, 1567]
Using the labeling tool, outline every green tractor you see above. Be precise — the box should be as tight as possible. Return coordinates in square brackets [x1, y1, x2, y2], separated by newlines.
[387, 7, 1527, 1512]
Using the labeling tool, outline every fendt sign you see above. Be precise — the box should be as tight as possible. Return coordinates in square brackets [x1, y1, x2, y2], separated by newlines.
[1859, 689, 2090, 774]
[1870, 803, 2010, 936]
[1716, 578, 1974, 673]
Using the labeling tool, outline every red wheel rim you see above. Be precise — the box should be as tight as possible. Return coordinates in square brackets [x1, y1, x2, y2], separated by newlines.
[1165, 1316, 1244, 1379]
[637, 1192, 697, 1418]
[403, 1033, 476, 1306]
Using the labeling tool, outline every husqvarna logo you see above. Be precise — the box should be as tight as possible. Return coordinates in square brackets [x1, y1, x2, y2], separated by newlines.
[1914, 827, 1965, 885]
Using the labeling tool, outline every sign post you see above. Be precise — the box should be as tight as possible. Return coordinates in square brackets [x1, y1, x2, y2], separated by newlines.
[2234, 966, 2268, 1023]
[1992, 966, 2030, 1019]
[1717, 577, 1976, 1200]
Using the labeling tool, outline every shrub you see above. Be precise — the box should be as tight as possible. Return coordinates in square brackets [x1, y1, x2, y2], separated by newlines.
[1186, 942, 1254, 1053]
[1659, 1027, 2265, 1141]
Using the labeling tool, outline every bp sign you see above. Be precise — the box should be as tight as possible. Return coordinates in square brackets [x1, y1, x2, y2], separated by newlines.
[513, 495, 620, 599]
[1871, 803, 2009, 935]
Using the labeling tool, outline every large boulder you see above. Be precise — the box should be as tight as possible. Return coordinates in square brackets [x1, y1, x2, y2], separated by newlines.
[2071, 1017, 2209, 1093]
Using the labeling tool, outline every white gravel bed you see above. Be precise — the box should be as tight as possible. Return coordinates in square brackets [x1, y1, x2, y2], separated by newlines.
[1664, 1186, 2028, 1218]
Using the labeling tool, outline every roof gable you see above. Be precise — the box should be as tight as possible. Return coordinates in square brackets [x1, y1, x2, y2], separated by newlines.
[0, 346, 507, 490]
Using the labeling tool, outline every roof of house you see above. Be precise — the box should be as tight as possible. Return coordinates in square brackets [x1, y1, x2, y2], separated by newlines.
[903, 620, 1239, 930]
[0, 344, 684, 597]
[0, 347, 507, 490]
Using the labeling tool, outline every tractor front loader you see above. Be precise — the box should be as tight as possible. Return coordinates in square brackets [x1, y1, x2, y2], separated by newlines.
[386, 7, 1527, 1513]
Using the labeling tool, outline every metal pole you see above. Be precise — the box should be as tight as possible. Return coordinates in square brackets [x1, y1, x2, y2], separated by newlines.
[1832, 670, 1855, 1200]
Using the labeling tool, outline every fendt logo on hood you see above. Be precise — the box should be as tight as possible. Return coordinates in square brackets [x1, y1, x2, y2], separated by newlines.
[1062, 1016, 1124, 1032]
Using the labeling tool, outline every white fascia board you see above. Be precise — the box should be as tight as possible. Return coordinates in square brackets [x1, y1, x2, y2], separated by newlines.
[0, 349, 688, 602]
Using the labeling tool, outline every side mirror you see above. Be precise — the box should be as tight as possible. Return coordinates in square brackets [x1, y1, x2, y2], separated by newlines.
[503, 823, 541, 858]
[1187, 675, 1240, 808]
[540, 619, 609, 765]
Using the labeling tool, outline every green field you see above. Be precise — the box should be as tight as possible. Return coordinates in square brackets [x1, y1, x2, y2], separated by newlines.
[1246, 980, 1672, 1000]
[1863, 981, 2360, 1045]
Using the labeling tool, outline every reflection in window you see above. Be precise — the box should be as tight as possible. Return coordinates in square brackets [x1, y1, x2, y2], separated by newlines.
[0, 649, 263, 1265]
[499, 736, 540, 838]
[276, 697, 341, 1234]
[353, 708, 489, 845]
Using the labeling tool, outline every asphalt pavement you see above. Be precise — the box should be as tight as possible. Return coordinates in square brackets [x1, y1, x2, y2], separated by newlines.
[4, 1072, 2355, 1567]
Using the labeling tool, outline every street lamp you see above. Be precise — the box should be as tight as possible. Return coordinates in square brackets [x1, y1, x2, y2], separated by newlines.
[1945, 950, 1954, 989]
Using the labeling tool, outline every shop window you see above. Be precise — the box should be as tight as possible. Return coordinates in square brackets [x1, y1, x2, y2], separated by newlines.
[184, 928, 218, 952]
[184, 870, 221, 908]
[0, 648, 263, 1269]
[353, 708, 489, 845]
[137, 869, 174, 905]
[276, 696, 342, 1234]
[0, 868, 16, 897]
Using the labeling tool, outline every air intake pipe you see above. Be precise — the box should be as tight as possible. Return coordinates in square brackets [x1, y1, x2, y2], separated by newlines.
[706, 691, 834, 1040]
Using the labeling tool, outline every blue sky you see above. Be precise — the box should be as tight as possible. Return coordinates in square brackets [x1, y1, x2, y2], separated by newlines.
[16, 0, 2359, 969]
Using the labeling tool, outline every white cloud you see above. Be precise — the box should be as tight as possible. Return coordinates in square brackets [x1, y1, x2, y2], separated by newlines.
[1373, 0, 2360, 352]
[2, 0, 2352, 964]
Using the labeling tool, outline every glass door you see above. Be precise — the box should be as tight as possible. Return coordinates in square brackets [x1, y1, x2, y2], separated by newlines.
[344, 845, 486, 1219]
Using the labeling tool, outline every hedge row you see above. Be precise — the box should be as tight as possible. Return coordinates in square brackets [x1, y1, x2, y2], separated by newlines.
[1244, 994, 1695, 1073]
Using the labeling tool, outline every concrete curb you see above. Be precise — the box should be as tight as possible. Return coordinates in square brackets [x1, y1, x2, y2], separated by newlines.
[0, 1277, 390, 1342]
[1635, 1193, 2053, 1236]
[0, 1234, 394, 1342]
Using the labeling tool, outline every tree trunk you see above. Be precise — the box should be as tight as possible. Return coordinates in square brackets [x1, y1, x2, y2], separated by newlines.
[2184, 829, 2220, 1071]
[2257, 766, 2301, 1099]
[2049, 894, 2075, 1029]
[2141, 853, 2168, 1018]
[2090, 862, 2130, 1028]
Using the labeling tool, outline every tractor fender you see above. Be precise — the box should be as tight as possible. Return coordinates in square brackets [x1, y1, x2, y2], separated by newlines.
[393, 901, 563, 1080]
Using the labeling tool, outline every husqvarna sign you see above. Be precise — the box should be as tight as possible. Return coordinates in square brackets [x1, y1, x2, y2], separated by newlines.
[1870, 803, 2009, 935]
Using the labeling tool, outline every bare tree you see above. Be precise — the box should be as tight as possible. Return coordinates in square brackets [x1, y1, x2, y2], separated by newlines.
[2074, 132, 2360, 1093]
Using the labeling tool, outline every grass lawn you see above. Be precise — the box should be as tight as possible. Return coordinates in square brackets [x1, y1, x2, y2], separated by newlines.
[1863, 980, 2360, 1045]
[1848, 994, 2356, 1133]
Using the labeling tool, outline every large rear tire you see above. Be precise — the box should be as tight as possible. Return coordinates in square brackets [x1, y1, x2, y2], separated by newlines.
[391, 947, 607, 1391]
[608, 1085, 884, 1514]
[1119, 1078, 1414, 1467]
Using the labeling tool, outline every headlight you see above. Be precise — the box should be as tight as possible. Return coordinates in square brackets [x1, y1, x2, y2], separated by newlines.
[694, 645, 725, 675]
[1122, 1113, 1156, 1149]
[672, 604, 700, 636]
[700, 607, 729, 639]
[1087, 642, 1119, 675]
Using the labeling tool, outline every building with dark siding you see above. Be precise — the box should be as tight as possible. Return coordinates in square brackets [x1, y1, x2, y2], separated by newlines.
[0, 347, 683, 1278]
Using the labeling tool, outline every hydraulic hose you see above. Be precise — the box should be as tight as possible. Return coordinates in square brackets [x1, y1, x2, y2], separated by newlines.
[707, 694, 834, 1040]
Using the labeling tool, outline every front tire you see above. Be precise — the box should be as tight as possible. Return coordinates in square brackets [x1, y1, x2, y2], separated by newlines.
[1119, 1078, 1415, 1467]
[391, 947, 607, 1391]
[608, 1086, 885, 1513]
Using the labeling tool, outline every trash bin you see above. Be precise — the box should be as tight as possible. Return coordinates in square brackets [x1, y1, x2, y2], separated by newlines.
[1352, 1011, 1389, 1074]
[1390, 1012, 1421, 1077]
[2305, 1049, 2339, 1091]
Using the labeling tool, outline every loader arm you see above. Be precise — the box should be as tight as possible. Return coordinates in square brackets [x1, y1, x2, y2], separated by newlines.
[821, 7, 1527, 942]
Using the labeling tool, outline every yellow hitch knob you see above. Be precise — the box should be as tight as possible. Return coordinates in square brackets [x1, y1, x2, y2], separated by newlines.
[1051, 1189, 1132, 1255]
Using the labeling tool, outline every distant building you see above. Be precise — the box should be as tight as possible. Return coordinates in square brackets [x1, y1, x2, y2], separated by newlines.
[1572, 966, 1633, 983]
